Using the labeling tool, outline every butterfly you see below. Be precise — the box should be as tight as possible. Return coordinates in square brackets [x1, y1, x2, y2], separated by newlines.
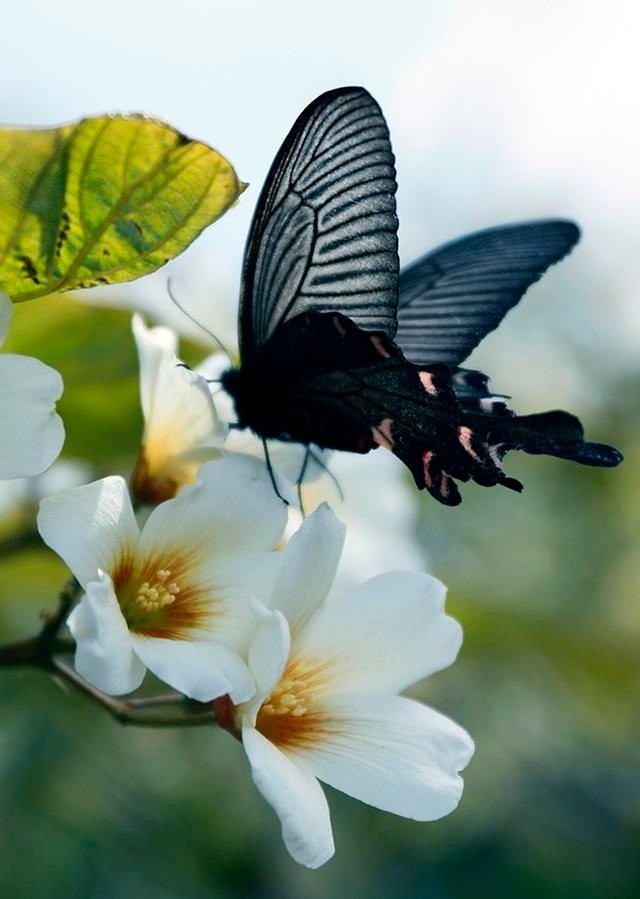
[221, 86, 622, 506]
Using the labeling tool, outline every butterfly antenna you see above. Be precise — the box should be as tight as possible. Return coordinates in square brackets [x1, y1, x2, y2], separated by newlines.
[262, 439, 290, 506]
[308, 448, 345, 503]
[166, 277, 233, 359]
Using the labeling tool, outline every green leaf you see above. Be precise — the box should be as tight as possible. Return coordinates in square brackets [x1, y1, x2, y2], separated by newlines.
[0, 115, 246, 301]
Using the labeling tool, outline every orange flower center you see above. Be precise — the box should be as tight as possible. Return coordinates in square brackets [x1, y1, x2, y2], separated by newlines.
[112, 553, 209, 638]
[256, 656, 331, 750]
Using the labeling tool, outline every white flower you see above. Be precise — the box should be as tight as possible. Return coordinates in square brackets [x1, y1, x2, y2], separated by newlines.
[131, 317, 312, 505]
[0, 291, 64, 479]
[230, 504, 474, 868]
[37, 456, 288, 701]
[130, 314, 226, 503]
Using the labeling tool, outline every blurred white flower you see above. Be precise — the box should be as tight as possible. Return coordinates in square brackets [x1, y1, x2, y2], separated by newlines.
[230, 504, 473, 869]
[130, 314, 226, 504]
[37, 456, 288, 701]
[294, 448, 426, 593]
[0, 291, 65, 480]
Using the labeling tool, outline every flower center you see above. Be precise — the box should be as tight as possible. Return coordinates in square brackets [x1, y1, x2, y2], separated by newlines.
[135, 569, 181, 612]
[256, 657, 331, 749]
[111, 554, 207, 638]
[260, 677, 309, 719]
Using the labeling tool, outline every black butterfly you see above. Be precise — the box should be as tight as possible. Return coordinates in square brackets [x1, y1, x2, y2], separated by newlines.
[221, 86, 622, 506]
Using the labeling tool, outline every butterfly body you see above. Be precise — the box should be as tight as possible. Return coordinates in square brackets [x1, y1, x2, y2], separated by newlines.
[225, 86, 622, 506]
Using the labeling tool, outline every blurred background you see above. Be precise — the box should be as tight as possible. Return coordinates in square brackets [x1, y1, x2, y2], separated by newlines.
[1, 1, 638, 896]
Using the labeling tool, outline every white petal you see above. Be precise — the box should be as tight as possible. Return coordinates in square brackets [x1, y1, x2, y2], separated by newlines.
[129, 635, 255, 703]
[297, 693, 474, 821]
[184, 552, 281, 651]
[0, 354, 64, 479]
[132, 313, 178, 420]
[270, 504, 345, 637]
[67, 573, 145, 695]
[136, 336, 224, 480]
[37, 477, 139, 588]
[155, 362, 221, 446]
[0, 291, 11, 344]
[295, 571, 462, 694]
[243, 601, 290, 721]
[242, 725, 334, 868]
[197, 353, 237, 422]
[139, 456, 288, 562]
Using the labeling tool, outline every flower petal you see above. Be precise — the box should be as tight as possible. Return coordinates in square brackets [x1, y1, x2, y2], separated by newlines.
[0, 354, 64, 479]
[134, 315, 223, 474]
[129, 635, 255, 703]
[270, 503, 345, 637]
[295, 571, 461, 694]
[37, 476, 139, 588]
[139, 456, 288, 563]
[67, 572, 145, 695]
[242, 725, 334, 868]
[0, 291, 12, 344]
[244, 601, 290, 721]
[180, 552, 281, 650]
[296, 692, 474, 821]
[132, 313, 178, 420]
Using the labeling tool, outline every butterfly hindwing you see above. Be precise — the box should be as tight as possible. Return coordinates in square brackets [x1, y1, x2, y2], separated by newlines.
[395, 220, 581, 367]
[239, 87, 399, 357]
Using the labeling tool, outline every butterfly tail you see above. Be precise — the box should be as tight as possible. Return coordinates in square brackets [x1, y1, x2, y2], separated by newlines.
[479, 410, 623, 471]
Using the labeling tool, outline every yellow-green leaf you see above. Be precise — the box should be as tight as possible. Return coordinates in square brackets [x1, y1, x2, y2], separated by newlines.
[0, 115, 246, 301]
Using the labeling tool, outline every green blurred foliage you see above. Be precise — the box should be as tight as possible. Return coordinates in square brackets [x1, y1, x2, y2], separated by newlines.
[0, 297, 638, 898]
[0, 116, 245, 301]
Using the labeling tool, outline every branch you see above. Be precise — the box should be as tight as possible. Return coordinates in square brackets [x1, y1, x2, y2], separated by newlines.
[0, 578, 80, 668]
[50, 659, 217, 728]
[0, 578, 224, 730]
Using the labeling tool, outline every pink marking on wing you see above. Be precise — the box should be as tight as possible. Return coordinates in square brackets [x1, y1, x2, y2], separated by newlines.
[419, 371, 438, 396]
[458, 426, 481, 461]
[371, 335, 390, 359]
[439, 472, 450, 498]
[489, 443, 505, 468]
[372, 417, 394, 450]
[422, 450, 435, 487]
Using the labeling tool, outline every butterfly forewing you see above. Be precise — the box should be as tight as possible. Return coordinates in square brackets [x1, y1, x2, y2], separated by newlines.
[395, 220, 580, 366]
[239, 87, 399, 356]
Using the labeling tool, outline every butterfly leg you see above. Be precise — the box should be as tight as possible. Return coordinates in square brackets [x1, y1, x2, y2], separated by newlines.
[296, 449, 311, 515]
[262, 438, 290, 506]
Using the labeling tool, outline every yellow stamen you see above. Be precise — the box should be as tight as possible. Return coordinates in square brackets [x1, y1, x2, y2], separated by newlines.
[135, 569, 181, 612]
[256, 656, 332, 749]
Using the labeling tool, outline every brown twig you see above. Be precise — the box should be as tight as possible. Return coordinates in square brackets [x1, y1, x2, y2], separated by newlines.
[0, 578, 221, 729]
[50, 658, 216, 728]
[0, 578, 80, 668]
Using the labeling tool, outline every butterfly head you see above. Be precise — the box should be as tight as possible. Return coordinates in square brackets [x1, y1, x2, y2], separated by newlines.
[221, 365, 283, 438]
